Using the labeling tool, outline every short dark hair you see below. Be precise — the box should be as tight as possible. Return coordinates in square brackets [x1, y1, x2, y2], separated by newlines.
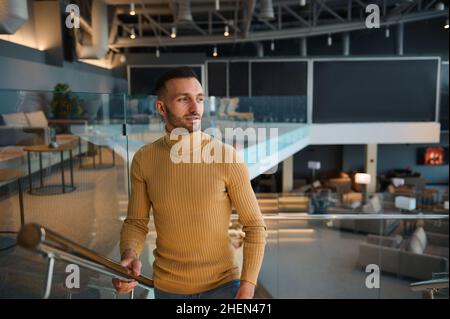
[154, 67, 199, 98]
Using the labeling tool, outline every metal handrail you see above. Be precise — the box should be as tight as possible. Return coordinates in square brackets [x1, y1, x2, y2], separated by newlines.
[410, 278, 449, 292]
[17, 223, 154, 298]
[231, 213, 449, 220]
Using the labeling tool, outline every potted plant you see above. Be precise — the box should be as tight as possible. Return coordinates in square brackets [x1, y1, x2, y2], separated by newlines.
[50, 83, 85, 119]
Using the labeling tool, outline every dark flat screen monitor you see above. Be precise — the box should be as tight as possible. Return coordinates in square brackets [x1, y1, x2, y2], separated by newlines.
[313, 59, 439, 123]
[417, 147, 449, 166]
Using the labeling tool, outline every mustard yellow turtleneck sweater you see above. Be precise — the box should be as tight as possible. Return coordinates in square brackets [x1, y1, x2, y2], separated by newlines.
[120, 129, 267, 294]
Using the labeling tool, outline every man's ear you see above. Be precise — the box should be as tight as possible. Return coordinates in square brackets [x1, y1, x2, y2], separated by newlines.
[155, 100, 166, 117]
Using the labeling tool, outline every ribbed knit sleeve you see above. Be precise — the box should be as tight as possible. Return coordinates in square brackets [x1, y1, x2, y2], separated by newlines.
[120, 149, 151, 258]
[226, 156, 267, 286]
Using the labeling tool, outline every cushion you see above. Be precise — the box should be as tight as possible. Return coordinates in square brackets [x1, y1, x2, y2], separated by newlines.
[409, 227, 427, 254]
[391, 234, 403, 248]
[409, 236, 424, 254]
[2, 112, 29, 127]
[25, 111, 48, 128]
[414, 227, 427, 248]
[362, 195, 382, 213]
[395, 196, 416, 211]
[370, 195, 382, 213]
[327, 178, 352, 193]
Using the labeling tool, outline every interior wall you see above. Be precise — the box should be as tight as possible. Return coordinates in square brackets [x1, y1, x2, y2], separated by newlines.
[0, 38, 127, 94]
[293, 145, 343, 181]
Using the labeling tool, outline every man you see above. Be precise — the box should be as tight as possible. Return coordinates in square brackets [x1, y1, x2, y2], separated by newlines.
[113, 67, 267, 299]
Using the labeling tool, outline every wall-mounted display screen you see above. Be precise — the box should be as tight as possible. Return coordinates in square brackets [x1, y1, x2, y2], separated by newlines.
[313, 59, 439, 123]
[417, 147, 449, 166]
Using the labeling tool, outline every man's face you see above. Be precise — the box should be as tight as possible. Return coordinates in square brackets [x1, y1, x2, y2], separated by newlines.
[156, 77, 204, 132]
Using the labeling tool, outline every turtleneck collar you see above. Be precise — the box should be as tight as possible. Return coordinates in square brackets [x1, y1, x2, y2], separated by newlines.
[163, 125, 208, 152]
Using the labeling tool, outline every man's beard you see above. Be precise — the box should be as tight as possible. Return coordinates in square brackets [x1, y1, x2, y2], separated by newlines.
[166, 105, 201, 132]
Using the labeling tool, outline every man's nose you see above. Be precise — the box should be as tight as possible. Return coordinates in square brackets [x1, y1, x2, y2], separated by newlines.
[188, 99, 201, 113]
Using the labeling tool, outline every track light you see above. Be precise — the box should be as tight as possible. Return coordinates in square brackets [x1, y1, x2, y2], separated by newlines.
[130, 3, 136, 16]
[327, 34, 332, 46]
[270, 40, 275, 51]
[224, 25, 229, 37]
[120, 55, 126, 63]
[445, 18, 449, 29]
[171, 26, 177, 38]
[156, 47, 160, 58]
[385, 27, 390, 38]
[215, 0, 220, 11]
[213, 45, 218, 57]
[300, 0, 306, 6]
[130, 27, 136, 39]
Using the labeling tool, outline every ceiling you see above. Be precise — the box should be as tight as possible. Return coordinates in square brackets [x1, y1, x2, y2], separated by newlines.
[70, 0, 448, 53]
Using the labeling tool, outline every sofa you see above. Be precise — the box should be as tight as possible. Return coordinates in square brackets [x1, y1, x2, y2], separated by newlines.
[325, 176, 353, 194]
[0, 111, 83, 172]
[358, 228, 449, 280]
[0, 112, 45, 170]
[328, 194, 401, 235]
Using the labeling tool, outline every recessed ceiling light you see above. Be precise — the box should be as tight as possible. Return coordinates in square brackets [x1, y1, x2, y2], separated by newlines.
[224, 25, 229, 37]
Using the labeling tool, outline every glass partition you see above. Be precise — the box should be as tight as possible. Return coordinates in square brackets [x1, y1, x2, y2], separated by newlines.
[0, 88, 132, 298]
[206, 96, 307, 124]
[256, 214, 448, 299]
[251, 192, 449, 298]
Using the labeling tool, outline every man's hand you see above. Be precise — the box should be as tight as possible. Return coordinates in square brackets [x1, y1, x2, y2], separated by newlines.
[112, 249, 142, 294]
[235, 280, 255, 299]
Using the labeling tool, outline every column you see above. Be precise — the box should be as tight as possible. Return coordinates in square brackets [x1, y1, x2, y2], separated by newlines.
[365, 144, 378, 194]
[282, 156, 294, 193]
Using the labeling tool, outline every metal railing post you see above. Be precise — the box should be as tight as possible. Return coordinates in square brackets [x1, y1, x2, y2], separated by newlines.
[43, 253, 55, 299]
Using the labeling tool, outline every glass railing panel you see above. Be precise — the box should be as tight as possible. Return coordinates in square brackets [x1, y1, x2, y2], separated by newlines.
[254, 214, 448, 299]
[208, 96, 307, 124]
[0, 88, 133, 298]
[251, 191, 448, 298]
[122, 95, 310, 181]
[0, 245, 153, 299]
[53, 259, 154, 299]
[372, 217, 448, 299]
